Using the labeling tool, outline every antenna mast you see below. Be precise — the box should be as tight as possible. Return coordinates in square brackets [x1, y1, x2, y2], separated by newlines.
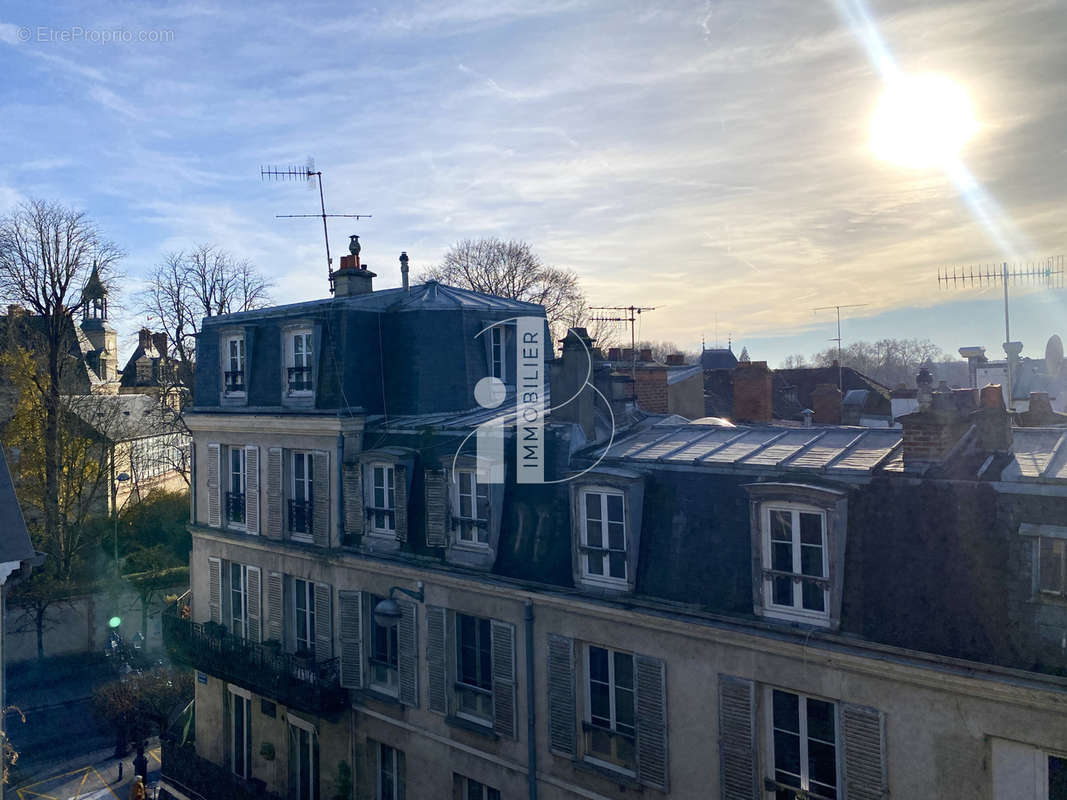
[812, 303, 869, 392]
[590, 305, 657, 401]
[261, 159, 372, 292]
[937, 256, 1064, 409]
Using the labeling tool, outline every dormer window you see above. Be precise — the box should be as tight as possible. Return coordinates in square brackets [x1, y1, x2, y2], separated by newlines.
[580, 489, 627, 586]
[453, 469, 489, 546]
[490, 326, 505, 380]
[369, 463, 396, 536]
[224, 336, 245, 394]
[287, 330, 313, 394]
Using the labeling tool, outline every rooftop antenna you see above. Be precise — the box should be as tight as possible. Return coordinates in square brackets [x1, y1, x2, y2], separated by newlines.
[261, 158, 372, 292]
[590, 305, 657, 401]
[937, 256, 1064, 409]
[812, 303, 869, 392]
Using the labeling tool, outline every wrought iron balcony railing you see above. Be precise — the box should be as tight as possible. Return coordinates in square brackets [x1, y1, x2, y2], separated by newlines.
[224, 370, 245, 393]
[288, 499, 313, 536]
[161, 736, 281, 800]
[225, 491, 245, 524]
[287, 366, 313, 393]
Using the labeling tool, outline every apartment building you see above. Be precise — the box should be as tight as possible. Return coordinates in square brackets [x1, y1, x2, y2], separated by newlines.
[161, 252, 1067, 800]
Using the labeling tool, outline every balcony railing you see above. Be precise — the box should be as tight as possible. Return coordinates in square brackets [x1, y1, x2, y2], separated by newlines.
[224, 370, 245, 393]
[163, 612, 345, 714]
[161, 737, 281, 800]
[288, 499, 313, 536]
[287, 366, 313, 393]
[225, 491, 245, 524]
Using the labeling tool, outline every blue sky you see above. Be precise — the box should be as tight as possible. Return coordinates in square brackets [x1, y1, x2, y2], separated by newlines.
[0, 0, 1064, 367]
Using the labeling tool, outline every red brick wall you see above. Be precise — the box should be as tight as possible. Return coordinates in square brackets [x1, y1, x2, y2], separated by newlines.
[635, 368, 669, 413]
[733, 362, 772, 422]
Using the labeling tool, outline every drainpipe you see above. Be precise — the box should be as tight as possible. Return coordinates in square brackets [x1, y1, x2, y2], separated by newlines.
[526, 600, 537, 800]
[336, 430, 345, 548]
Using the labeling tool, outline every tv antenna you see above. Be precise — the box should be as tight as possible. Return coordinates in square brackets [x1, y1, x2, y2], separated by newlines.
[590, 305, 657, 400]
[812, 303, 869, 391]
[937, 256, 1064, 409]
[261, 158, 372, 292]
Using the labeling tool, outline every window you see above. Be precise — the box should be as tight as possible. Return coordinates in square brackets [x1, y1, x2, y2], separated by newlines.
[490, 326, 505, 381]
[584, 644, 635, 773]
[1051, 754, 1067, 800]
[771, 689, 838, 800]
[762, 505, 830, 624]
[225, 336, 245, 394]
[455, 470, 489, 545]
[294, 579, 316, 655]
[229, 686, 252, 780]
[455, 613, 493, 724]
[230, 563, 249, 639]
[227, 446, 246, 527]
[376, 742, 405, 800]
[290, 451, 314, 539]
[456, 775, 501, 800]
[289, 718, 317, 800]
[369, 463, 396, 535]
[580, 490, 627, 586]
[369, 594, 399, 696]
[288, 331, 313, 394]
[1040, 537, 1067, 596]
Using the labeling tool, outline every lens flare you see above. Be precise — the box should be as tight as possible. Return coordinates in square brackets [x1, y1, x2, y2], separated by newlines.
[871, 74, 978, 169]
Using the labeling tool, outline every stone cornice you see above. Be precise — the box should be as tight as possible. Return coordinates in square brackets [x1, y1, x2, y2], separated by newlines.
[184, 412, 364, 437]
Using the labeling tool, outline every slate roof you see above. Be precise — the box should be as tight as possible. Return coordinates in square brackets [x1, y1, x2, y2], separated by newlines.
[0, 447, 36, 565]
[65, 394, 183, 442]
[1000, 428, 1067, 483]
[699, 348, 738, 370]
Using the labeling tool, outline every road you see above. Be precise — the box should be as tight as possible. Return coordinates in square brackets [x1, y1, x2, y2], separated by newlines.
[10, 745, 160, 800]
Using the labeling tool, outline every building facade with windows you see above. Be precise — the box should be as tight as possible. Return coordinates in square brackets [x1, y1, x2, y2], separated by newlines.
[163, 262, 1067, 800]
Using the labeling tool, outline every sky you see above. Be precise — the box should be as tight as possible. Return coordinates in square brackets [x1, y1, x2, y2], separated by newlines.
[0, 0, 1064, 367]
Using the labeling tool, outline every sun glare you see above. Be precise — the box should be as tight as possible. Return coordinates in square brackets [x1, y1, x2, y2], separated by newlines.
[871, 74, 978, 169]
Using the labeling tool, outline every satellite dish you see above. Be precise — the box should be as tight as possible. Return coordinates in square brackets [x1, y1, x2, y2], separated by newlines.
[1046, 335, 1063, 378]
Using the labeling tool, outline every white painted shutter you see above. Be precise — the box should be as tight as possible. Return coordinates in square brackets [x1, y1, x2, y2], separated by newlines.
[244, 446, 260, 534]
[546, 634, 576, 757]
[266, 571, 283, 643]
[312, 450, 330, 547]
[426, 605, 449, 714]
[397, 600, 418, 707]
[635, 654, 668, 791]
[338, 590, 363, 689]
[314, 582, 332, 663]
[718, 675, 758, 800]
[265, 447, 283, 539]
[206, 443, 221, 527]
[491, 620, 516, 739]
[207, 556, 222, 624]
[424, 468, 448, 547]
[343, 463, 364, 536]
[842, 703, 888, 800]
[394, 464, 408, 542]
[245, 566, 261, 643]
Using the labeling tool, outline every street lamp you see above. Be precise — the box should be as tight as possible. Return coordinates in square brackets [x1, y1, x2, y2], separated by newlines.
[113, 472, 129, 577]
[372, 582, 425, 629]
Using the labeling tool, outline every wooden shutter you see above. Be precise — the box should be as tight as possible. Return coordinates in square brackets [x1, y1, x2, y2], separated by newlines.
[426, 605, 449, 714]
[245, 566, 262, 643]
[343, 463, 364, 536]
[718, 675, 758, 800]
[546, 634, 576, 757]
[266, 571, 283, 643]
[635, 655, 668, 790]
[491, 620, 517, 739]
[424, 468, 448, 547]
[312, 450, 330, 547]
[338, 590, 363, 689]
[244, 446, 260, 534]
[394, 464, 408, 542]
[398, 600, 418, 707]
[265, 447, 283, 539]
[206, 443, 221, 527]
[842, 703, 888, 800]
[207, 557, 222, 624]
[314, 582, 332, 663]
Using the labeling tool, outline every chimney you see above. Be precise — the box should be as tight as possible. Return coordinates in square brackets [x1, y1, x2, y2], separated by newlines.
[607, 347, 622, 361]
[550, 328, 596, 439]
[970, 384, 1013, 450]
[665, 353, 685, 366]
[333, 236, 376, 297]
[639, 348, 653, 363]
[811, 383, 842, 424]
[1016, 390, 1067, 427]
[138, 328, 153, 351]
[621, 348, 634, 362]
[152, 332, 168, 356]
[801, 408, 814, 427]
[732, 361, 773, 423]
[399, 251, 410, 292]
[899, 381, 984, 473]
[958, 346, 987, 388]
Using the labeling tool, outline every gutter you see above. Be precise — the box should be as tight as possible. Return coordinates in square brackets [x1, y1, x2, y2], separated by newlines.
[525, 600, 537, 800]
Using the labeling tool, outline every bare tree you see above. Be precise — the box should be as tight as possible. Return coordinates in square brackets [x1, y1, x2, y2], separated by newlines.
[803, 338, 946, 387]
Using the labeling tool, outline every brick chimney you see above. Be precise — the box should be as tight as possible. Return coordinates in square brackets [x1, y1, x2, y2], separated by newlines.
[1017, 391, 1067, 427]
[138, 328, 153, 351]
[333, 235, 376, 296]
[549, 328, 596, 439]
[811, 383, 842, 424]
[639, 348, 653, 363]
[971, 384, 1013, 450]
[732, 361, 773, 423]
[607, 347, 622, 361]
[898, 378, 1006, 472]
[634, 366, 669, 413]
[152, 332, 168, 356]
[665, 353, 685, 366]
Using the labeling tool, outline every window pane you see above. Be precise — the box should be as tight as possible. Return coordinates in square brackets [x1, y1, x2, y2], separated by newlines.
[773, 576, 793, 606]
[802, 581, 826, 612]
[808, 739, 838, 794]
[773, 690, 800, 732]
[773, 729, 801, 779]
[613, 651, 633, 689]
[478, 618, 492, 688]
[608, 521, 625, 551]
[608, 551, 626, 579]
[615, 686, 635, 732]
[770, 510, 792, 542]
[587, 552, 604, 575]
[1050, 754, 1067, 800]
[806, 698, 835, 743]
[1041, 538, 1065, 593]
[586, 521, 603, 549]
[773, 542, 793, 572]
[800, 512, 822, 545]
[589, 646, 609, 682]
[606, 494, 624, 523]
[460, 494, 473, 518]
[800, 543, 824, 577]
[585, 493, 602, 521]
[589, 681, 611, 724]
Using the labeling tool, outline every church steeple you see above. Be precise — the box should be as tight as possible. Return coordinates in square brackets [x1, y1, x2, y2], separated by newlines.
[81, 262, 108, 321]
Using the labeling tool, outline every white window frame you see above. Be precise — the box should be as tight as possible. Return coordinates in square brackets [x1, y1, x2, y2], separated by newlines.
[453, 469, 489, 547]
[368, 462, 396, 536]
[765, 687, 841, 800]
[290, 450, 314, 543]
[582, 643, 636, 776]
[454, 612, 493, 726]
[224, 335, 246, 395]
[1039, 536, 1067, 597]
[230, 563, 249, 639]
[289, 714, 317, 800]
[227, 446, 246, 530]
[578, 487, 628, 588]
[287, 329, 314, 396]
[761, 502, 831, 626]
[293, 578, 316, 655]
[368, 593, 399, 697]
[377, 742, 403, 800]
[490, 326, 505, 381]
[228, 684, 252, 780]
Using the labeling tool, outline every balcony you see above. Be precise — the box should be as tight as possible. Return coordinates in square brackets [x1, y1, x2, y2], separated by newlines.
[163, 611, 345, 715]
[224, 370, 244, 393]
[225, 491, 245, 525]
[160, 737, 281, 800]
[287, 366, 313, 393]
[288, 499, 313, 536]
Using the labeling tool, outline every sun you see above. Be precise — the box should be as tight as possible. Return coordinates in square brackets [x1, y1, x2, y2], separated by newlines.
[870, 73, 978, 169]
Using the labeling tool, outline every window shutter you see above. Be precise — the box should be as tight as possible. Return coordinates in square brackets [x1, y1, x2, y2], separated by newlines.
[244, 446, 260, 534]
[635, 655, 668, 790]
[426, 605, 449, 714]
[546, 634, 576, 757]
[398, 600, 418, 707]
[718, 675, 758, 800]
[206, 443, 221, 527]
[245, 566, 261, 643]
[207, 557, 222, 625]
[265, 447, 283, 539]
[338, 590, 363, 689]
[424, 468, 448, 548]
[342, 462, 364, 536]
[394, 464, 409, 542]
[491, 620, 517, 739]
[314, 582, 332, 663]
[842, 703, 888, 800]
[312, 450, 330, 547]
[266, 571, 283, 643]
